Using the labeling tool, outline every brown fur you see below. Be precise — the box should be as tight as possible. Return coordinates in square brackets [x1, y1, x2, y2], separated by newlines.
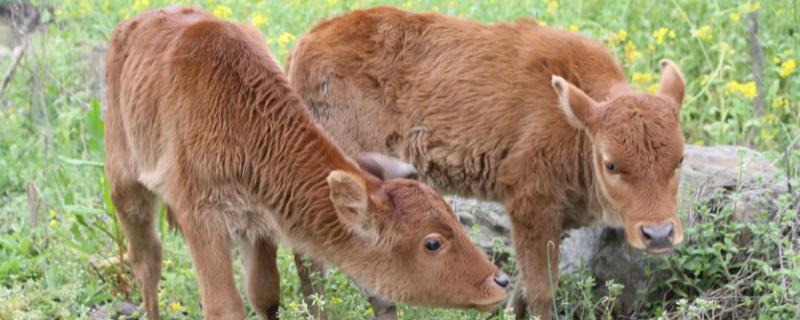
[104, 6, 507, 319]
[288, 6, 686, 318]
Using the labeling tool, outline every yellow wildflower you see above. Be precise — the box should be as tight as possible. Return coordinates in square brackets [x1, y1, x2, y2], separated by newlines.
[569, 24, 579, 32]
[132, 0, 150, 12]
[760, 128, 775, 145]
[277, 32, 296, 51]
[546, 0, 559, 15]
[693, 25, 712, 41]
[251, 13, 269, 28]
[49, 219, 58, 226]
[331, 296, 342, 305]
[624, 41, 641, 62]
[779, 59, 796, 78]
[669, 30, 676, 39]
[76, 0, 91, 16]
[50, 209, 57, 217]
[289, 301, 299, 311]
[725, 80, 757, 99]
[729, 12, 740, 22]
[724, 81, 739, 96]
[607, 29, 627, 46]
[652, 27, 673, 45]
[739, 81, 757, 98]
[763, 114, 778, 129]
[213, 5, 232, 20]
[772, 97, 789, 113]
[749, 2, 760, 12]
[403, 1, 413, 9]
[326, 0, 339, 7]
[647, 84, 659, 94]
[631, 72, 653, 86]
[170, 302, 181, 312]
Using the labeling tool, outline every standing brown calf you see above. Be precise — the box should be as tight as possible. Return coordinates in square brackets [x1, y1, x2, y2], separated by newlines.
[104, 6, 508, 320]
[287, 6, 686, 319]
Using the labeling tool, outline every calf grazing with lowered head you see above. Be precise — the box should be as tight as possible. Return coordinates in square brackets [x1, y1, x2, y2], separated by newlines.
[288, 6, 686, 318]
[104, 6, 508, 319]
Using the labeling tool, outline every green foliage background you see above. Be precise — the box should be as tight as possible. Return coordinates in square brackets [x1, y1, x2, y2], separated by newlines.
[0, 0, 797, 319]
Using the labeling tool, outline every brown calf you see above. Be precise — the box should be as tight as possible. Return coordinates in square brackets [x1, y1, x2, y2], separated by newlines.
[287, 6, 686, 318]
[104, 6, 507, 319]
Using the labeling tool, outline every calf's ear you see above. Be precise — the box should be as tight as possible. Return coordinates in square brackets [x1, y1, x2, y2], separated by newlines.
[327, 170, 377, 242]
[657, 59, 686, 111]
[356, 152, 417, 180]
[551, 75, 599, 130]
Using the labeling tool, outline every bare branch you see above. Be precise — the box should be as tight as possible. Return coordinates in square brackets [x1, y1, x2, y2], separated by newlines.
[747, 10, 766, 116]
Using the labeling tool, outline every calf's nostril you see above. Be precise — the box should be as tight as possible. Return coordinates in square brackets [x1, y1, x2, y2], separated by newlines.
[641, 227, 653, 240]
[494, 272, 510, 288]
[641, 224, 675, 247]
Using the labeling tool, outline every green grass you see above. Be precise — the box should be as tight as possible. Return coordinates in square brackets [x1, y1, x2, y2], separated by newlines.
[0, 0, 798, 319]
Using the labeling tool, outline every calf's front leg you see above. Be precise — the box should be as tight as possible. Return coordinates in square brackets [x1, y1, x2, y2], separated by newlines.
[294, 251, 397, 320]
[294, 252, 328, 319]
[507, 197, 561, 319]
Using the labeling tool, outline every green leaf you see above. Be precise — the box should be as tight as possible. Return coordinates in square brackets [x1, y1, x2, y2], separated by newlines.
[0, 258, 21, 276]
[58, 156, 104, 167]
[87, 98, 105, 154]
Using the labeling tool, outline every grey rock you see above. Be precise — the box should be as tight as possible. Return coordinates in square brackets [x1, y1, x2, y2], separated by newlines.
[88, 301, 142, 320]
[679, 145, 788, 224]
[452, 145, 794, 314]
[448, 197, 512, 261]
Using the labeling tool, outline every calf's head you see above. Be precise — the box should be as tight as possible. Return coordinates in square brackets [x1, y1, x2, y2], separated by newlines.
[326, 153, 508, 310]
[552, 60, 686, 254]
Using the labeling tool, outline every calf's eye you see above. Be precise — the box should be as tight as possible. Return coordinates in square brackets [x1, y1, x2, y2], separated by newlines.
[605, 162, 616, 173]
[424, 238, 442, 252]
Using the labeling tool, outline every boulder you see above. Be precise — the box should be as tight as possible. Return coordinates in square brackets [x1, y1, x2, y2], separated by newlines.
[451, 145, 796, 314]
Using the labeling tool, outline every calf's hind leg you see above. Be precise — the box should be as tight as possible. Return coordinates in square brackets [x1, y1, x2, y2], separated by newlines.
[109, 180, 163, 319]
[177, 210, 245, 319]
[239, 237, 281, 320]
